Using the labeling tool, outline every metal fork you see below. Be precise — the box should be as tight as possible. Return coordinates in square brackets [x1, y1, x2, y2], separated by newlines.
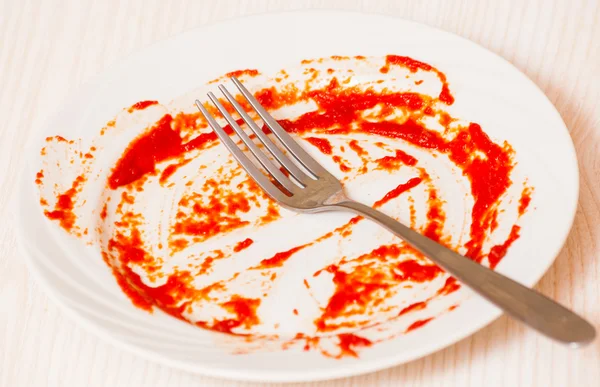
[196, 76, 595, 346]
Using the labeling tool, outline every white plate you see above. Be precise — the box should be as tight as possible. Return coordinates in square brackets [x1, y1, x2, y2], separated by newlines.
[15, 10, 578, 383]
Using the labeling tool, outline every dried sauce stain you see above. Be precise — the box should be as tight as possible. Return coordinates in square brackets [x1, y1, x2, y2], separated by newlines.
[383, 55, 454, 105]
[273, 76, 515, 262]
[108, 114, 220, 189]
[233, 238, 254, 253]
[332, 155, 351, 172]
[398, 301, 427, 316]
[37, 54, 532, 358]
[373, 177, 422, 207]
[35, 170, 44, 185]
[254, 245, 309, 269]
[406, 318, 433, 333]
[375, 149, 418, 170]
[128, 100, 158, 112]
[207, 296, 262, 334]
[194, 249, 226, 276]
[108, 115, 182, 188]
[46, 135, 73, 144]
[487, 225, 521, 269]
[408, 196, 417, 228]
[313, 244, 443, 332]
[423, 187, 446, 243]
[43, 174, 85, 232]
[100, 203, 108, 220]
[437, 277, 461, 296]
[225, 69, 259, 79]
[305, 137, 333, 154]
[159, 158, 191, 185]
[336, 333, 372, 358]
[348, 140, 366, 156]
[170, 176, 273, 247]
[107, 227, 196, 315]
[518, 185, 533, 216]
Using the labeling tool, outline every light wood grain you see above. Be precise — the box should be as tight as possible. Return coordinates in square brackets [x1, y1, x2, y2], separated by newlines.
[1, 0, 599, 386]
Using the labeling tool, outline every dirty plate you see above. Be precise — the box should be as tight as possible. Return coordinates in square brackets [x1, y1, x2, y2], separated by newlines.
[15, 10, 578, 383]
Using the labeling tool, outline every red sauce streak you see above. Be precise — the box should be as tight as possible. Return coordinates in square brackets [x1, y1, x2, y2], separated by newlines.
[437, 276, 461, 295]
[315, 263, 389, 331]
[385, 55, 454, 105]
[171, 238, 189, 251]
[395, 259, 443, 282]
[326, 120, 505, 261]
[490, 209, 499, 232]
[209, 296, 261, 334]
[225, 69, 259, 78]
[518, 186, 533, 216]
[108, 114, 219, 189]
[348, 139, 366, 156]
[159, 158, 191, 184]
[110, 236, 194, 314]
[43, 175, 85, 231]
[257, 245, 307, 269]
[233, 238, 254, 253]
[373, 177, 422, 207]
[423, 188, 445, 242]
[376, 149, 418, 170]
[398, 301, 426, 316]
[408, 197, 416, 227]
[314, 244, 443, 331]
[196, 249, 226, 276]
[46, 135, 70, 143]
[100, 203, 108, 220]
[279, 82, 423, 134]
[107, 229, 228, 319]
[337, 333, 372, 358]
[35, 170, 44, 185]
[111, 269, 154, 311]
[172, 187, 252, 243]
[305, 137, 333, 154]
[439, 85, 454, 105]
[128, 100, 158, 112]
[487, 225, 521, 269]
[439, 112, 452, 126]
[406, 318, 433, 332]
[108, 115, 182, 188]
[332, 155, 350, 172]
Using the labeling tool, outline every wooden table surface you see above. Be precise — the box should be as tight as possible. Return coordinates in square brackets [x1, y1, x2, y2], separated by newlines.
[1, 0, 599, 386]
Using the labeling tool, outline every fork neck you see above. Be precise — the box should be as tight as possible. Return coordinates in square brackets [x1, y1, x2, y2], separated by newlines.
[322, 190, 351, 206]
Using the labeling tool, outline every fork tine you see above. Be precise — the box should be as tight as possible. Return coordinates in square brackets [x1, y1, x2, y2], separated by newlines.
[205, 93, 298, 193]
[195, 100, 291, 201]
[230, 77, 331, 178]
[218, 84, 312, 186]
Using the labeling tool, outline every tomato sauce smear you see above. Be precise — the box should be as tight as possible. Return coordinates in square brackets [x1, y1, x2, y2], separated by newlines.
[37, 54, 530, 359]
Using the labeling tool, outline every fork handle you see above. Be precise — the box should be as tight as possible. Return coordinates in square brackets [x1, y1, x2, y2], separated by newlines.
[334, 200, 596, 346]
